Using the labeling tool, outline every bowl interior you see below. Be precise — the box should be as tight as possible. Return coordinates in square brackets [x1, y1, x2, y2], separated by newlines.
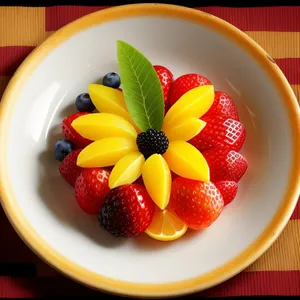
[3, 12, 295, 285]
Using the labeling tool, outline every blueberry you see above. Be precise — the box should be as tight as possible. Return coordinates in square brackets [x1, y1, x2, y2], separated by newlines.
[54, 139, 74, 161]
[75, 93, 95, 112]
[102, 72, 121, 89]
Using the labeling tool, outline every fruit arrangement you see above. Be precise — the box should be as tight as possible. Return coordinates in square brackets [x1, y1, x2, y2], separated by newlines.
[53, 41, 248, 242]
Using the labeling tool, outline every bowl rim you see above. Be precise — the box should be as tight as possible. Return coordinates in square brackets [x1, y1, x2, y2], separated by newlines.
[0, 3, 299, 298]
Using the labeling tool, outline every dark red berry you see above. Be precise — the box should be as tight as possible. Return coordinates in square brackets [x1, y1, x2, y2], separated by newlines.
[98, 184, 155, 237]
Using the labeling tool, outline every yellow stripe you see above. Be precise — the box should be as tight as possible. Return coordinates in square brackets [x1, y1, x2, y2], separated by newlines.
[245, 31, 300, 59]
[0, 76, 11, 97]
[291, 85, 300, 103]
[0, 7, 46, 46]
[45, 31, 55, 39]
[247, 220, 300, 271]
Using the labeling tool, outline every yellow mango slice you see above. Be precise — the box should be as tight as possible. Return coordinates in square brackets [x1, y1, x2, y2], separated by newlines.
[163, 85, 214, 126]
[163, 141, 210, 182]
[142, 154, 171, 210]
[77, 137, 137, 168]
[88, 84, 140, 132]
[71, 113, 137, 141]
[145, 207, 188, 241]
[109, 152, 145, 189]
[163, 118, 206, 142]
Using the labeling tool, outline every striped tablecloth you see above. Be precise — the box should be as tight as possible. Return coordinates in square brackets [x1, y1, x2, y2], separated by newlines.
[0, 5, 299, 298]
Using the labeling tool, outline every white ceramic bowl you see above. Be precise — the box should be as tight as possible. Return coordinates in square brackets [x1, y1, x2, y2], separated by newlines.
[0, 4, 299, 298]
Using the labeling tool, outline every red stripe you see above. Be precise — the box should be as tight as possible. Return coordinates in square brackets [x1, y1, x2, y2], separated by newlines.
[291, 198, 300, 220]
[197, 7, 300, 31]
[0, 271, 299, 297]
[0, 47, 34, 76]
[45, 6, 109, 31]
[201, 271, 300, 297]
[275, 58, 300, 85]
[46, 6, 300, 32]
[0, 277, 35, 298]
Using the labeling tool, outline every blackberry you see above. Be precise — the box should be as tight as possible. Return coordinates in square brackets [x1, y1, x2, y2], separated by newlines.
[136, 129, 169, 159]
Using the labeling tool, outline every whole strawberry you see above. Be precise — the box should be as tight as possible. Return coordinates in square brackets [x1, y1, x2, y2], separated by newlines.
[98, 184, 155, 237]
[189, 115, 246, 152]
[169, 73, 211, 106]
[59, 149, 83, 187]
[204, 91, 239, 120]
[75, 168, 111, 214]
[170, 177, 224, 230]
[154, 65, 173, 107]
[62, 112, 92, 148]
[214, 181, 238, 206]
[202, 148, 248, 182]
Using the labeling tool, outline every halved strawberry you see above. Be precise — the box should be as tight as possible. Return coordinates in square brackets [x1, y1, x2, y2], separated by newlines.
[62, 112, 92, 149]
[169, 73, 211, 106]
[189, 115, 246, 152]
[204, 91, 239, 120]
[202, 148, 248, 182]
[214, 181, 238, 206]
[59, 149, 83, 187]
[170, 177, 224, 230]
[75, 168, 111, 214]
[154, 65, 173, 109]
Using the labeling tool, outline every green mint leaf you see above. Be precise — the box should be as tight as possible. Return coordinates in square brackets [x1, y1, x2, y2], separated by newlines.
[117, 40, 164, 132]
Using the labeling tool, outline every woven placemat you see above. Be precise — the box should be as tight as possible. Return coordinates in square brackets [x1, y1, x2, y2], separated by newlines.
[0, 6, 299, 298]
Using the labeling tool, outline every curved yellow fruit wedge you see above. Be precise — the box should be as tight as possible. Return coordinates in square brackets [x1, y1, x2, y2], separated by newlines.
[163, 118, 206, 142]
[145, 207, 188, 241]
[142, 154, 171, 210]
[77, 137, 137, 168]
[163, 85, 214, 126]
[109, 152, 145, 189]
[163, 141, 210, 182]
[71, 113, 137, 141]
[88, 84, 140, 132]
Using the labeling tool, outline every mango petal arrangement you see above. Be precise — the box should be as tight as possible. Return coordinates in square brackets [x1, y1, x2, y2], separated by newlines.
[54, 40, 248, 242]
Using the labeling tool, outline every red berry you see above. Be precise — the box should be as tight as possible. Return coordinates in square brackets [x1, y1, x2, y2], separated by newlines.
[204, 91, 239, 120]
[134, 176, 145, 187]
[171, 171, 178, 181]
[59, 149, 83, 187]
[170, 177, 224, 230]
[169, 73, 211, 105]
[153, 65, 173, 108]
[214, 181, 238, 206]
[62, 112, 92, 148]
[75, 168, 111, 214]
[98, 184, 155, 237]
[202, 148, 248, 182]
[189, 115, 246, 152]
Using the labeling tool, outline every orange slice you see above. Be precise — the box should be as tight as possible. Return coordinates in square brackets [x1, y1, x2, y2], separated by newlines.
[145, 207, 188, 241]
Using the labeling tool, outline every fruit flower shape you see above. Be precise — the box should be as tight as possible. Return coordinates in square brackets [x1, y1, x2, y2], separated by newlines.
[61, 40, 246, 241]
[73, 43, 213, 202]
